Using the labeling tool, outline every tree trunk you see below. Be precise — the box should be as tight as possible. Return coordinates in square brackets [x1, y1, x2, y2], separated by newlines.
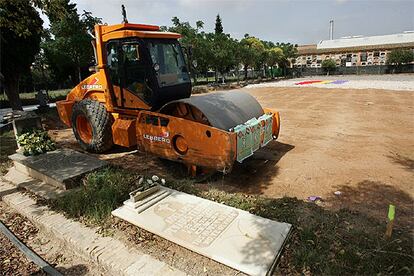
[78, 66, 82, 83]
[215, 68, 218, 83]
[244, 66, 248, 80]
[4, 74, 23, 111]
[192, 70, 197, 86]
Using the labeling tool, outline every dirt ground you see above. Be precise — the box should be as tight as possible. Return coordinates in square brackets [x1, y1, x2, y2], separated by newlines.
[0, 201, 105, 275]
[48, 86, 414, 224]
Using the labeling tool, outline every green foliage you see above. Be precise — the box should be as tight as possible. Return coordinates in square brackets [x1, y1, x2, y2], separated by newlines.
[240, 36, 265, 78]
[0, 0, 43, 110]
[214, 14, 223, 34]
[17, 129, 56, 156]
[41, 0, 102, 85]
[167, 15, 297, 82]
[51, 167, 141, 223]
[387, 49, 414, 65]
[322, 59, 337, 73]
[267, 47, 284, 67]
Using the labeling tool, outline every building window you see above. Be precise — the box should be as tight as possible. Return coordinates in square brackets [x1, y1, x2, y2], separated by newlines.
[374, 51, 380, 57]
[360, 52, 367, 62]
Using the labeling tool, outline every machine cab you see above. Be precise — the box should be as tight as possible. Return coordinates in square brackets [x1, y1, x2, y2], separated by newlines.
[98, 24, 191, 110]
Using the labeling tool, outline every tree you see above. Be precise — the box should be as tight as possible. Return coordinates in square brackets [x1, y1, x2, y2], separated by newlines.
[167, 17, 205, 84]
[322, 59, 336, 75]
[387, 49, 414, 66]
[214, 14, 223, 35]
[42, 0, 101, 85]
[266, 47, 284, 78]
[0, 0, 43, 110]
[211, 33, 238, 83]
[240, 36, 265, 79]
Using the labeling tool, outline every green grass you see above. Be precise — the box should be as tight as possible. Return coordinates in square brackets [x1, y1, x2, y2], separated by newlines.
[50, 167, 414, 275]
[0, 89, 70, 108]
[50, 167, 141, 224]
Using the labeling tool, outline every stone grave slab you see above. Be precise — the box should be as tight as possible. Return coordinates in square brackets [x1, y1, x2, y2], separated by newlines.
[112, 187, 292, 276]
[9, 149, 107, 190]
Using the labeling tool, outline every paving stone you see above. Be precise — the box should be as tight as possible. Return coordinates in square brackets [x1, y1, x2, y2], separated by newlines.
[113, 187, 292, 276]
[9, 148, 107, 190]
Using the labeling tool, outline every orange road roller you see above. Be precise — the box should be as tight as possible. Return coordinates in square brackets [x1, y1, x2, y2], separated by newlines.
[56, 21, 280, 174]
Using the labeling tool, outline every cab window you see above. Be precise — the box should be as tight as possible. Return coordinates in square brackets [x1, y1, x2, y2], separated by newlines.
[122, 43, 150, 101]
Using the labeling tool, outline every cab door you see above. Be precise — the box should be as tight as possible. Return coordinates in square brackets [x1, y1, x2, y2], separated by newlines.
[106, 40, 151, 110]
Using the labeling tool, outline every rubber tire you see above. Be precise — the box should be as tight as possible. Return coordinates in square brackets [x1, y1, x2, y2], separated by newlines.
[71, 99, 113, 153]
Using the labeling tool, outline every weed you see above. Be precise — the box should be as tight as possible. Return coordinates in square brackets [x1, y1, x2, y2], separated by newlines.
[50, 166, 141, 224]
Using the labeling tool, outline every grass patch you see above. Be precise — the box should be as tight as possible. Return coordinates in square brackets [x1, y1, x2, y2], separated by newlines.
[164, 180, 414, 275]
[49, 166, 141, 224]
[0, 89, 70, 108]
[50, 168, 413, 274]
[0, 131, 17, 175]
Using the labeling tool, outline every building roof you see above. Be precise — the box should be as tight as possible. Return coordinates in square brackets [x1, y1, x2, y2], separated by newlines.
[298, 32, 414, 55]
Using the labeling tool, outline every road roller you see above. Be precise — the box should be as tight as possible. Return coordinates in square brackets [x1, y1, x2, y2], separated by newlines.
[56, 21, 280, 174]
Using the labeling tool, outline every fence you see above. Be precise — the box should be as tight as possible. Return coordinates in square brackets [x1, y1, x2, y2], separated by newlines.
[288, 64, 414, 77]
[192, 68, 285, 85]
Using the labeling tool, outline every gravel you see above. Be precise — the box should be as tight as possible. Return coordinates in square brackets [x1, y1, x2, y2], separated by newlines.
[246, 74, 414, 91]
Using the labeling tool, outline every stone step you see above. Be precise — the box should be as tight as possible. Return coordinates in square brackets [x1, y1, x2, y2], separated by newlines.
[4, 167, 67, 199]
[9, 148, 107, 190]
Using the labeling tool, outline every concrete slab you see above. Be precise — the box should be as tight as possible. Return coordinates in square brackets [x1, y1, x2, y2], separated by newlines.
[4, 167, 69, 199]
[112, 187, 292, 276]
[9, 148, 107, 190]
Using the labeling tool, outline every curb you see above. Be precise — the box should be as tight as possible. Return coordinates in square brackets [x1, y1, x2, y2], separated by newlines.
[0, 181, 186, 276]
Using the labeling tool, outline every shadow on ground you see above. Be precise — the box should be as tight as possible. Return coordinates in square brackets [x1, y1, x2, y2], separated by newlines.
[388, 152, 414, 172]
[56, 264, 89, 275]
[326, 180, 414, 229]
[200, 180, 414, 275]
[203, 141, 294, 194]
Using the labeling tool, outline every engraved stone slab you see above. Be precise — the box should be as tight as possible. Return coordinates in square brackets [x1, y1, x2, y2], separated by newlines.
[9, 149, 107, 190]
[112, 187, 292, 276]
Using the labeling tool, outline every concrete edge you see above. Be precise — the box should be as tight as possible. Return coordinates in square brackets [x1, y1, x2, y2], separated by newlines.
[0, 180, 186, 276]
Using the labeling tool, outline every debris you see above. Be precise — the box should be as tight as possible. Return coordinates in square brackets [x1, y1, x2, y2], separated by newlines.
[152, 175, 159, 181]
[146, 179, 153, 185]
[334, 191, 342, 196]
[308, 196, 322, 202]
[161, 178, 166, 185]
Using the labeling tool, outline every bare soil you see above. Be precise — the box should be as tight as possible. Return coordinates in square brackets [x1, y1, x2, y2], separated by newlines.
[29, 87, 414, 274]
[50, 87, 414, 202]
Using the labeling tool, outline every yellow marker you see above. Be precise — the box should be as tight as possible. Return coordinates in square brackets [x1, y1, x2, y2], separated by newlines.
[385, 204, 396, 238]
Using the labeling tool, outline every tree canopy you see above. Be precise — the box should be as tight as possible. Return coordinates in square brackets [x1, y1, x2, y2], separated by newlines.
[387, 49, 414, 66]
[214, 14, 223, 35]
[0, 0, 43, 110]
[1, 2, 298, 110]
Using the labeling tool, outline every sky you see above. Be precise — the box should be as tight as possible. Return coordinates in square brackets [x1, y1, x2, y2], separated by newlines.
[40, 0, 414, 45]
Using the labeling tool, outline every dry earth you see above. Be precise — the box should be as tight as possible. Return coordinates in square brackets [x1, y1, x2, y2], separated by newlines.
[48, 86, 414, 226]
